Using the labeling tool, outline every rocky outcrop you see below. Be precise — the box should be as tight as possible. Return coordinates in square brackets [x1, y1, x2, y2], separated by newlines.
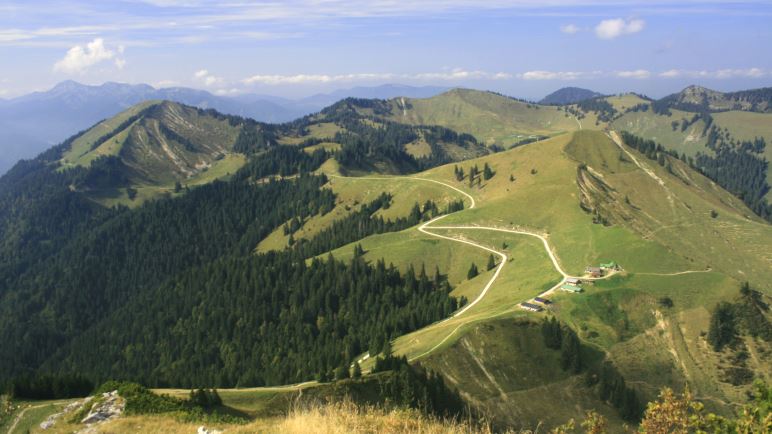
[80, 390, 125, 425]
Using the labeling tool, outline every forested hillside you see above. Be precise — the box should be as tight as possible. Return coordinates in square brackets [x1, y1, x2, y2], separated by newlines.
[0, 100, 479, 388]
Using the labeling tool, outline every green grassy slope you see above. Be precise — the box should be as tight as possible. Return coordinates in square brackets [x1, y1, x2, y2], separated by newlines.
[380, 89, 585, 146]
[56, 101, 247, 207]
[61, 100, 160, 167]
[306, 129, 770, 425]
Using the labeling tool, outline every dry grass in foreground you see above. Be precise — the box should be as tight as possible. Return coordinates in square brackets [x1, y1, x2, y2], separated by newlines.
[94, 400, 492, 434]
[275, 400, 490, 434]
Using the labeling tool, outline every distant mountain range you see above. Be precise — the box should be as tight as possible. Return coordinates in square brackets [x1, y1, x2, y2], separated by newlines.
[3, 81, 771, 176]
[539, 87, 604, 105]
[0, 81, 448, 175]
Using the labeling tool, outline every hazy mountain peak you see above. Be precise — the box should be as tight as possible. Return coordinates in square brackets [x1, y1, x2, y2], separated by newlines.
[539, 87, 603, 105]
[52, 79, 85, 91]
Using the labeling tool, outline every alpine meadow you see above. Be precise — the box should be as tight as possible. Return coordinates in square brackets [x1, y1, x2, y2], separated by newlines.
[1, 2, 771, 433]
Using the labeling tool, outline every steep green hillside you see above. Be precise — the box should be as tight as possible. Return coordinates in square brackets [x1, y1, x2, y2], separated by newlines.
[61, 101, 246, 187]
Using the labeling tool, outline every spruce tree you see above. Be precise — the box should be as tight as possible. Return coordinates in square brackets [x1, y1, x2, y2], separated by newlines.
[560, 326, 582, 373]
[483, 163, 494, 180]
[707, 302, 736, 351]
[486, 254, 496, 271]
[467, 263, 479, 279]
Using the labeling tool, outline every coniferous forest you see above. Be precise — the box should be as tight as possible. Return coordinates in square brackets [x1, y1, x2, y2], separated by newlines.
[0, 109, 467, 389]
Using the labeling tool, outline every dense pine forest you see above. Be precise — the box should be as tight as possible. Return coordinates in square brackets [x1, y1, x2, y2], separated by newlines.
[44, 250, 457, 387]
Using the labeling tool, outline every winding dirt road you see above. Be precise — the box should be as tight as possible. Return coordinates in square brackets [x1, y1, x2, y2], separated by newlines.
[344, 176, 587, 364]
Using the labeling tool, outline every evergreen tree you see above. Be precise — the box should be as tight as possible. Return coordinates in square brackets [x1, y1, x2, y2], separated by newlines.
[483, 163, 494, 180]
[560, 326, 582, 374]
[541, 317, 562, 350]
[486, 254, 496, 271]
[707, 302, 737, 351]
[454, 165, 465, 181]
[334, 364, 350, 380]
[353, 244, 365, 257]
[467, 263, 479, 279]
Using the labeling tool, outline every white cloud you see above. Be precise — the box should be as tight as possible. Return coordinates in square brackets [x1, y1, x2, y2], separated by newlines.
[615, 69, 651, 79]
[519, 70, 587, 80]
[412, 69, 511, 80]
[215, 88, 243, 96]
[242, 73, 386, 85]
[595, 18, 645, 39]
[658, 68, 766, 79]
[715, 68, 764, 78]
[242, 69, 510, 85]
[659, 69, 681, 78]
[53, 38, 126, 74]
[0, 30, 33, 42]
[193, 69, 224, 86]
[560, 24, 580, 34]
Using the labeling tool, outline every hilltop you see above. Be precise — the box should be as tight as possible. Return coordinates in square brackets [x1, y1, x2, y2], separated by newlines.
[656, 85, 772, 113]
[540, 87, 604, 105]
[360, 88, 585, 147]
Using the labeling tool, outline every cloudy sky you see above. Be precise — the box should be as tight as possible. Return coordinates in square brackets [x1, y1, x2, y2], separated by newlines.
[1, 0, 771, 99]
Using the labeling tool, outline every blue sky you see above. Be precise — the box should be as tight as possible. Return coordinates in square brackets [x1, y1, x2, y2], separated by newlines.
[1, 0, 771, 99]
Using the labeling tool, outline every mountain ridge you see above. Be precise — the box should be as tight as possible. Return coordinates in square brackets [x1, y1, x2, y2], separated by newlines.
[0, 81, 449, 176]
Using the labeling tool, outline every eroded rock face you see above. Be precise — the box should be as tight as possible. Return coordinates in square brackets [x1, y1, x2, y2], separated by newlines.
[80, 391, 125, 425]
